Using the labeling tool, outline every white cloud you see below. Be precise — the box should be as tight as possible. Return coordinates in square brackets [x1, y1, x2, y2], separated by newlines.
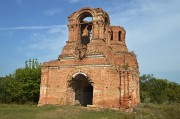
[68, 0, 80, 3]
[0, 25, 66, 30]
[28, 26, 68, 60]
[67, 0, 93, 3]
[48, 27, 67, 34]
[45, 8, 62, 16]
[15, 0, 23, 6]
[0, 24, 68, 65]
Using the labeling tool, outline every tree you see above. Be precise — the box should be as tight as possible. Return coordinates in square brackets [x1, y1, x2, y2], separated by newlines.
[0, 59, 41, 104]
[0, 74, 22, 103]
[140, 74, 180, 104]
[15, 59, 41, 103]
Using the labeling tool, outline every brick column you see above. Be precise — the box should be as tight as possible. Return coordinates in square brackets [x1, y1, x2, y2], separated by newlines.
[107, 31, 111, 45]
[120, 71, 124, 100]
[119, 71, 122, 105]
[98, 21, 104, 39]
[127, 72, 129, 97]
[92, 22, 99, 39]
[73, 24, 80, 41]
[124, 71, 127, 98]
[128, 72, 132, 98]
[68, 25, 74, 41]
[38, 67, 49, 105]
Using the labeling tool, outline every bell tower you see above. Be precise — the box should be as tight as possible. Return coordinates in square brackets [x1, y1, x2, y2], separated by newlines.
[59, 7, 113, 60]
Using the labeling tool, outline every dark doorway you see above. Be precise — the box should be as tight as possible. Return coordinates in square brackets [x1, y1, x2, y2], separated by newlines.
[83, 84, 93, 106]
[69, 74, 93, 106]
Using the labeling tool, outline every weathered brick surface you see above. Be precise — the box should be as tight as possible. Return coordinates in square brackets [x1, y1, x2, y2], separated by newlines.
[38, 7, 140, 111]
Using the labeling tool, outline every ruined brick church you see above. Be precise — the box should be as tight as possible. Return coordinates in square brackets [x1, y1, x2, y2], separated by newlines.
[38, 7, 140, 111]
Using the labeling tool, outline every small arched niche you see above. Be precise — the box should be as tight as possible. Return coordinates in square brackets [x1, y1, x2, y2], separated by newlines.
[79, 12, 93, 45]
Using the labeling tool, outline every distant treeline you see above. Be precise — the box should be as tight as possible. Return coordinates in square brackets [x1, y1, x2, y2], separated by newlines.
[0, 59, 180, 104]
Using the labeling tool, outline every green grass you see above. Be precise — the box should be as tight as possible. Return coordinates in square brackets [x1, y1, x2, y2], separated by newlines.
[0, 103, 180, 119]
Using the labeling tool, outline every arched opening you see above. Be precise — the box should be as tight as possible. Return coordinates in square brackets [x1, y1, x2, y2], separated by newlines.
[69, 73, 93, 106]
[83, 17, 92, 22]
[118, 31, 122, 41]
[79, 12, 93, 45]
[111, 32, 113, 40]
[105, 17, 109, 27]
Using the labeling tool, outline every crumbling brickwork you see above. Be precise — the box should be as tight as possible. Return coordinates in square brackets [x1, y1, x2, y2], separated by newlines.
[38, 7, 140, 111]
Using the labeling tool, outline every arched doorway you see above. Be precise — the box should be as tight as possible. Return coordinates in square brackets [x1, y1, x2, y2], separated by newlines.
[69, 73, 93, 106]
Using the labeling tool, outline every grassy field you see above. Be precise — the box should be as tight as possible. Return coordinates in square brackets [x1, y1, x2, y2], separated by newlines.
[0, 103, 180, 119]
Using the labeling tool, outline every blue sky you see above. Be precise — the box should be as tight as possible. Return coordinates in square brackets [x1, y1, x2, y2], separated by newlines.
[0, 0, 180, 84]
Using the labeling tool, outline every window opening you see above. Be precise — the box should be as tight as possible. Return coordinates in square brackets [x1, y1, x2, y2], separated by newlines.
[118, 31, 122, 41]
[111, 32, 113, 40]
[80, 15, 93, 45]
